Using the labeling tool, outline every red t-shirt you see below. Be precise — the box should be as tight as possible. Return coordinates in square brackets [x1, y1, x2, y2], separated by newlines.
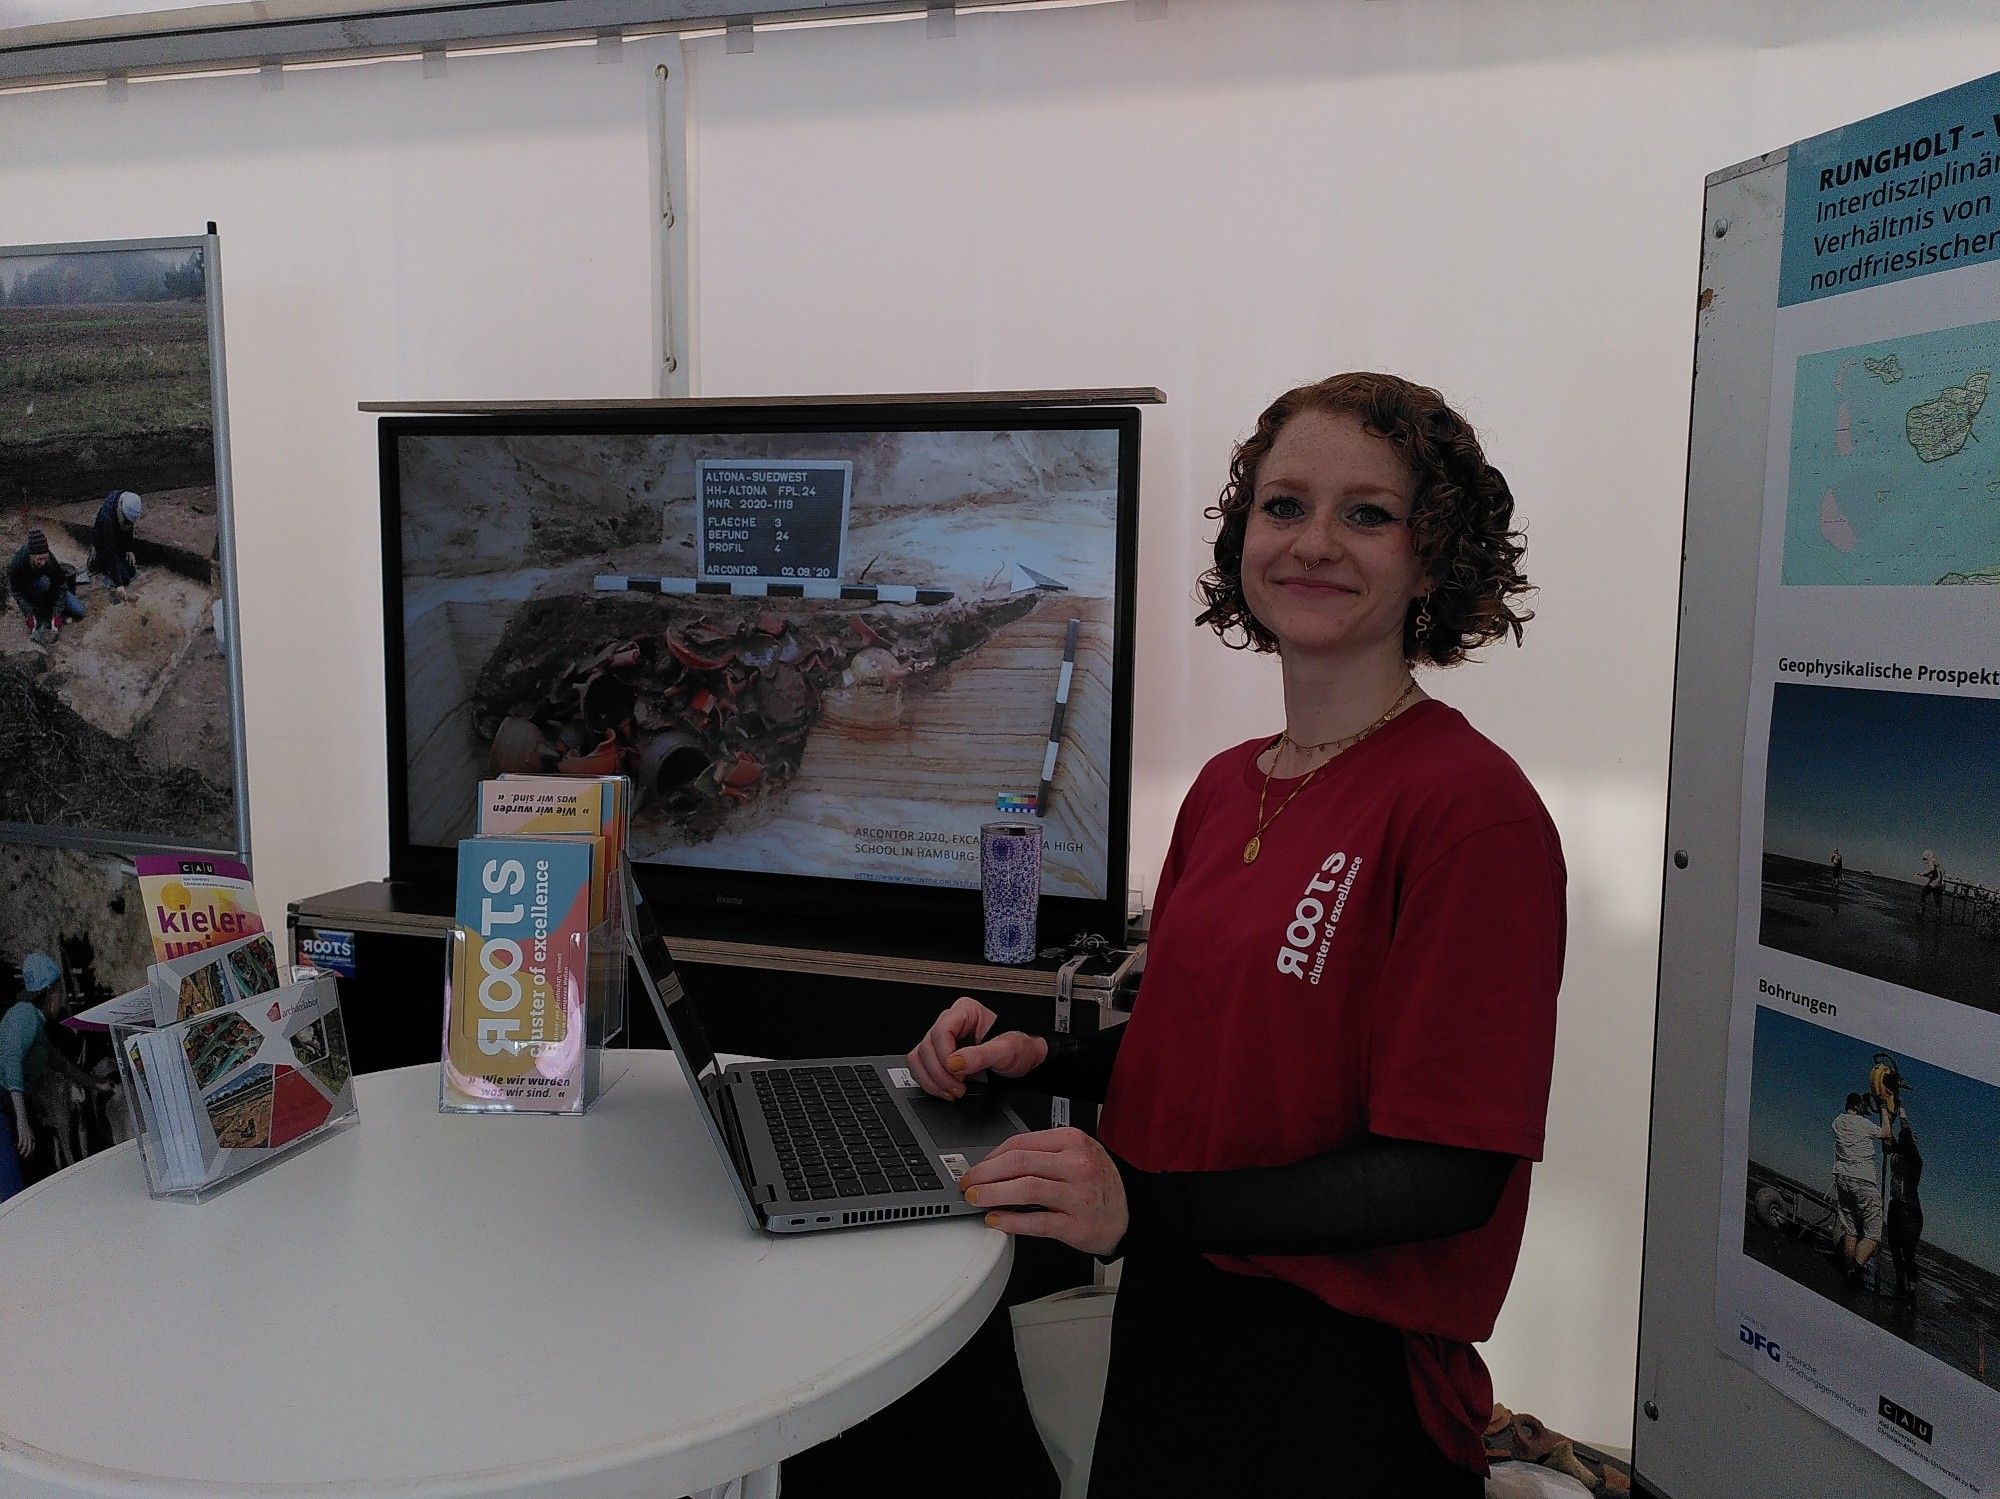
[1097, 700, 1565, 1473]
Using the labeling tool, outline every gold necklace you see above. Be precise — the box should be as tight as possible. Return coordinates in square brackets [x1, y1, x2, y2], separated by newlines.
[1243, 678, 1419, 864]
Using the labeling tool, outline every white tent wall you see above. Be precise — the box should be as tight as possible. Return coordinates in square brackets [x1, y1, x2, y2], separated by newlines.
[2, 0, 1997, 1456]
[0, 36, 674, 909]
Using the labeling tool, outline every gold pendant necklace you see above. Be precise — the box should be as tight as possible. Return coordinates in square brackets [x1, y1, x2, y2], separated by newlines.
[1243, 678, 1419, 864]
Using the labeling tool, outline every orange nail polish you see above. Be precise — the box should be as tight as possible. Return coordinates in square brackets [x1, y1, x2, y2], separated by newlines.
[947, 1055, 966, 1073]
[964, 1187, 980, 1205]
[984, 1214, 1000, 1229]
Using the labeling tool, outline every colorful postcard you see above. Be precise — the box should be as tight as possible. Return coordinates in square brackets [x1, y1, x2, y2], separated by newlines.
[174, 960, 229, 1021]
[224, 933, 281, 999]
[181, 1011, 261, 1090]
[204, 1064, 274, 1149]
[291, 1011, 353, 1098]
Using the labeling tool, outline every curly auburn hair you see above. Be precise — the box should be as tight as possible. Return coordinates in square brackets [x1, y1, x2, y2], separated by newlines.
[1195, 372, 1534, 667]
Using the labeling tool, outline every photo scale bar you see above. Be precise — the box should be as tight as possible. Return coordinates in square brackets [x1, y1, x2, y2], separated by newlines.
[595, 575, 954, 605]
[1036, 616, 1082, 816]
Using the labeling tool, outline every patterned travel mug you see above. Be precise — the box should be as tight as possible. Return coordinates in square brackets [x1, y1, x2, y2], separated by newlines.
[980, 821, 1043, 964]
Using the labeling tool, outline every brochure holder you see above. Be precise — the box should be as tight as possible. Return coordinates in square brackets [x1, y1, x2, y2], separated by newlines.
[439, 906, 629, 1116]
[112, 970, 359, 1202]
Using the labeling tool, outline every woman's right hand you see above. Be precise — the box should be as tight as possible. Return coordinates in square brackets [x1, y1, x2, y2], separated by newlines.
[907, 996, 1048, 1099]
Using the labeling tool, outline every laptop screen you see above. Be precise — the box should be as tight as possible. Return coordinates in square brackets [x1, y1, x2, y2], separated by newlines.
[629, 887, 720, 1087]
[625, 873, 768, 1231]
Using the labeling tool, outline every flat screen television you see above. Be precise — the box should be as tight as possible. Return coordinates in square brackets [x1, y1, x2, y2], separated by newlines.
[380, 400, 1139, 944]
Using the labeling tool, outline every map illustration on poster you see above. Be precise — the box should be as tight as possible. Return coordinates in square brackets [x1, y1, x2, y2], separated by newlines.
[1784, 321, 2000, 585]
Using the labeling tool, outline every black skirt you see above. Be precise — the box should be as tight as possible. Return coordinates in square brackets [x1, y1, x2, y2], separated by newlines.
[1087, 1247, 1484, 1498]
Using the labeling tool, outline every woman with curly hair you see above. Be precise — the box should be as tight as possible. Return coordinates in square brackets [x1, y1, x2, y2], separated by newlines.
[908, 372, 1565, 1495]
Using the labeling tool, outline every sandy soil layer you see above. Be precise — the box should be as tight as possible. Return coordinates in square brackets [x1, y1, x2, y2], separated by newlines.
[0, 658, 234, 846]
[132, 624, 235, 780]
[0, 428, 213, 510]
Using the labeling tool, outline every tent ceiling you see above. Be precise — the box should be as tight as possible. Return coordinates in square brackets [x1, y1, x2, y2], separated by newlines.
[0, 1, 1051, 84]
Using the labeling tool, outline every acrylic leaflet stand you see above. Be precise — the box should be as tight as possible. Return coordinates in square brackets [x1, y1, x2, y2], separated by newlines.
[113, 969, 361, 1202]
[438, 868, 630, 1116]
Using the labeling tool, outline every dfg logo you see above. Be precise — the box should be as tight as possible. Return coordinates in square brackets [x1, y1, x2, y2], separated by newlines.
[1739, 1325, 1781, 1362]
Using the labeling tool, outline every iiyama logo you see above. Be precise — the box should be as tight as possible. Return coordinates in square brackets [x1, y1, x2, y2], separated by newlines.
[1879, 1397, 1933, 1444]
[714, 895, 745, 906]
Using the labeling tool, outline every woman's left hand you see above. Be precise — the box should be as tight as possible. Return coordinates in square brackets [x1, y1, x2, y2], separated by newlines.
[957, 1127, 1128, 1257]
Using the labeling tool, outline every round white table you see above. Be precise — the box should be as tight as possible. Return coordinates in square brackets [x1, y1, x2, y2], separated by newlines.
[0, 1054, 1012, 1498]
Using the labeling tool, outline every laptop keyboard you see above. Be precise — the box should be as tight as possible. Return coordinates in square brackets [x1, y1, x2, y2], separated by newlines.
[752, 1064, 946, 1202]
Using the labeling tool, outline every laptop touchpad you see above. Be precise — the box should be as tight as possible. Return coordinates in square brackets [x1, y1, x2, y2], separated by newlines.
[906, 1091, 1020, 1161]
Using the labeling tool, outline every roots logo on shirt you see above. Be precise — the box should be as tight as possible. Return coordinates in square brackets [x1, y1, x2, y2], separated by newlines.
[1275, 850, 1364, 984]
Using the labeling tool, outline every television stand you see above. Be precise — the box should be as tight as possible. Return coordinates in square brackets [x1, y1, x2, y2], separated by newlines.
[287, 878, 1142, 1075]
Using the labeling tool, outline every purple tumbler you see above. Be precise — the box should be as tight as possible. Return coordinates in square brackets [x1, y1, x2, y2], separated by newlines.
[980, 821, 1043, 964]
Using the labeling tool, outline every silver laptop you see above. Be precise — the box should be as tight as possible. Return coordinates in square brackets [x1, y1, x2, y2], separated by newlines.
[627, 876, 1028, 1234]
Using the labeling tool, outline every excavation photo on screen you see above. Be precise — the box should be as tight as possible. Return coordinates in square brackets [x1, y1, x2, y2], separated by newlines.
[390, 417, 1131, 904]
[0, 238, 244, 852]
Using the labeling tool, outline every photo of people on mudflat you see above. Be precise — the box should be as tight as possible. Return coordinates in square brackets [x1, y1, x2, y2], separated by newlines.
[396, 426, 1120, 897]
[1759, 683, 1999, 1014]
[1743, 1006, 2000, 1390]
[0, 243, 239, 848]
[0, 845, 151, 1204]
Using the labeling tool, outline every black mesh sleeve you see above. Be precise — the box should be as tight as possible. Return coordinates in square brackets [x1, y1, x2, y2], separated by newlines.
[1108, 1134, 1517, 1259]
[1000, 1022, 1127, 1105]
